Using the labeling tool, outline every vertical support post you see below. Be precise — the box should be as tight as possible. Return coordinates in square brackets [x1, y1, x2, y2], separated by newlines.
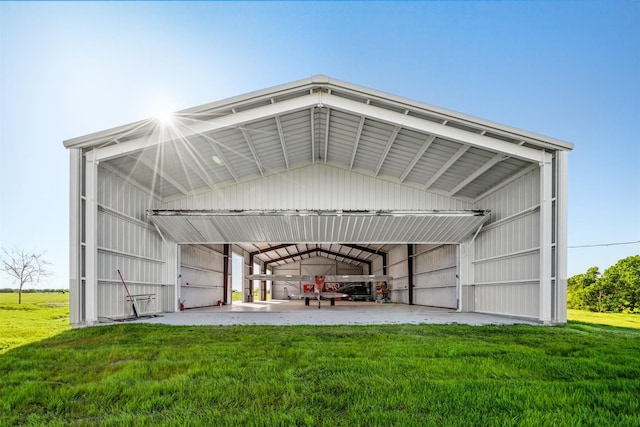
[223, 244, 230, 304]
[539, 152, 553, 324]
[456, 245, 462, 312]
[247, 253, 254, 302]
[407, 244, 414, 305]
[260, 263, 267, 301]
[69, 149, 82, 325]
[556, 151, 569, 323]
[171, 243, 179, 312]
[84, 150, 99, 324]
[382, 253, 388, 276]
[245, 255, 252, 302]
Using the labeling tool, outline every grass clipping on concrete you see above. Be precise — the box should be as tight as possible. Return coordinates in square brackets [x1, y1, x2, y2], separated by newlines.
[1, 322, 639, 426]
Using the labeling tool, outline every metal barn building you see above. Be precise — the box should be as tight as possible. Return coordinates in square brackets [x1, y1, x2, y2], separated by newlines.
[64, 75, 572, 326]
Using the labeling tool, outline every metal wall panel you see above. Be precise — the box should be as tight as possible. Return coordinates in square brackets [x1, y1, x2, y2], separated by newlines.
[162, 163, 473, 211]
[413, 244, 457, 308]
[179, 245, 225, 308]
[471, 168, 541, 318]
[387, 245, 408, 303]
[474, 283, 539, 318]
[94, 168, 170, 319]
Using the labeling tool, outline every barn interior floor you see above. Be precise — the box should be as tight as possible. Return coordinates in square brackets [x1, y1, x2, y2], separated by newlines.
[133, 300, 537, 326]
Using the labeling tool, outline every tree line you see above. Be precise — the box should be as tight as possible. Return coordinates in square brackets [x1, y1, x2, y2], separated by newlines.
[568, 255, 640, 313]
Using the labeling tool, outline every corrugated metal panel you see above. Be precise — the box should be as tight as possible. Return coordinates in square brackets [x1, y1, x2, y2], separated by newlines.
[469, 168, 541, 318]
[432, 147, 493, 193]
[91, 77, 560, 204]
[281, 109, 313, 165]
[180, 245, 224, 308]
[387, 245, 408, 303]
[248, 118, 284, 171]
[352, 120, 395, 171]
[148, 210, 488, 244]
[458, 157, 527, 199]
[474, 283, 539, 318]
[326, 110, 359, 164]
[95, 168, 170, 319]
[378, 128, 426, 178]
[405, 138, 461, 187]
[475, 168, 540, 223]
[162, 164, 474, 211]
[413, 244, 457, 308]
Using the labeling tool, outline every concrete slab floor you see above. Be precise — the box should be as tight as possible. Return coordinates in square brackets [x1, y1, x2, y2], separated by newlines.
[131, 300, 538, 326]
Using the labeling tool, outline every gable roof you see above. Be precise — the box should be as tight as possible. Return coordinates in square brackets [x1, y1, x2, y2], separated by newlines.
[64, 75, 572, 202]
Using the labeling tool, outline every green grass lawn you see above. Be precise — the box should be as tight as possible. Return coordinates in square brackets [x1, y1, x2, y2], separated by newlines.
[2, 298, 639, 425]
[1, 321, 639, 426]
[568, 309, 640, 329]
[0, 292, 70, 354]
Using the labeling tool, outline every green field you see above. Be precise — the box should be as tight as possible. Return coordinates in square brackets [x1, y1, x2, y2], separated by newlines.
[568, 309, 640, 329]
[0, 292, 70, 354]
[1, 294, 639, 426]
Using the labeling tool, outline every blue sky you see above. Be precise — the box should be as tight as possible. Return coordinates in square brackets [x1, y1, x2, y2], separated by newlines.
[1, 1, 638, 289]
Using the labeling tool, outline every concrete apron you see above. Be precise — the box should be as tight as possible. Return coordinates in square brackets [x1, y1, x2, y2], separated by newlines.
[132, 300, 537, 327]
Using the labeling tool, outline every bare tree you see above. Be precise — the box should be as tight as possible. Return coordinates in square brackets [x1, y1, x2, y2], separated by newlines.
[0, 247, 52, 304]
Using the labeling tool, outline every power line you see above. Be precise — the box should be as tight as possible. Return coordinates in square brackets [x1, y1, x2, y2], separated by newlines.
[568, 240, 640, 249]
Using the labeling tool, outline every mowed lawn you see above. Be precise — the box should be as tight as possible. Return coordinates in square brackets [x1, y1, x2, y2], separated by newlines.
[0, 292, 70, 354]
[1, 294, 639, 426]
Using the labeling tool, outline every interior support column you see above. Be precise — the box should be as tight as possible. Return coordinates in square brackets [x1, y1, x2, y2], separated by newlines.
[223, 244, 230, 304]
[84, 150, 99, 324]
[260, 264, 267, 301]
[407, 244, 414, 305]
[539, 152, 553, 324]
[382, 253, 388, 276]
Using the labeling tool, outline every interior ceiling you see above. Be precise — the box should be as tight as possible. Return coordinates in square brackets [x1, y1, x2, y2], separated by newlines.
[68, 76, 571, 268]
[236, 243, 393, 269]
[77, 75, 571, 204]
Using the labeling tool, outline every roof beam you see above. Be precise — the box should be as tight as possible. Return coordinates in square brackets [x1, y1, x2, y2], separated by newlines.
[171, 130, 217, 190]
[343, 244, 388, 275]
[239, 127, 264, 176]
[250, 243, 297, 256]
[265, 248, 370, 267]
[199, 133, 239, 182]
[399, 134, 436, 182]
[274, 116, 289, 169]
[349, 116, 366, 169]
[374, 126, 401, 176]
[93, 93, 322, 162]
[449, 153, 505, 196]
[321, 94, 544, 163]
[425, 144, 470, 189]
[135, 153, 190, 196]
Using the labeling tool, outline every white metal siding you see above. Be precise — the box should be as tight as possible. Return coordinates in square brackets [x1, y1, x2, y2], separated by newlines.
[162, 164, 473, 211]
[95, 168, 169, 319]
[180, 245, 225, 308]
[414, 244, 457, 308]
[472, 168, 540, 318]
[387, 245, 408, 303]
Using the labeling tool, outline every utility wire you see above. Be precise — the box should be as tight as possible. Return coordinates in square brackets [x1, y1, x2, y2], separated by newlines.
[568, 240, 640, 249]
